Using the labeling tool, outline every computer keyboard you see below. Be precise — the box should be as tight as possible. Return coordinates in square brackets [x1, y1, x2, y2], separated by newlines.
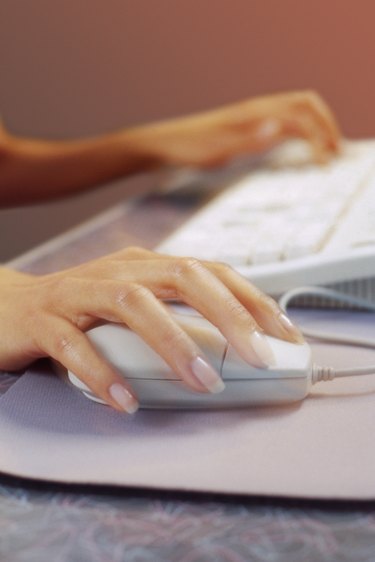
[157, 140, 375, 300]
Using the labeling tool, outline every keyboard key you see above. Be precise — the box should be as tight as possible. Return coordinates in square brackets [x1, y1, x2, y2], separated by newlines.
[157, 140, 375, 293]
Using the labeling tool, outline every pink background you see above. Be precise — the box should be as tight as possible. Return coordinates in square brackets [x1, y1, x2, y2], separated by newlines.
[1, 0, 375, 260]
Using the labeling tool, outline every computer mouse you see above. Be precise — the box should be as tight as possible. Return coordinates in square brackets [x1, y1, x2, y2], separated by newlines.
[66, 311, 313, 409]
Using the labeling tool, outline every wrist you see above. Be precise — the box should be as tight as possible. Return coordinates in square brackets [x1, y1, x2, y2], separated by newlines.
[117, 126, 167, 173]
[0, 121, 13, 164]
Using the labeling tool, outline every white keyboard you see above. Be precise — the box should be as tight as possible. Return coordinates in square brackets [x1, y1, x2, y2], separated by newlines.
[157, 140, 375, 299]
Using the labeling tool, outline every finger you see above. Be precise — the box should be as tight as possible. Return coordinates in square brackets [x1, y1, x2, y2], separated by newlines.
[288, 93, 342, 158]
[94, 258, 276, 367]
[55, 278, 225, 394]
[38, 316, 139, 414]
[167, 259, 277, 366]
[201, 262, 304, 343]
[303, 92, 342, 152]
[281, 111, 336, 164]
[94, 248, 303, 344]
[281, 91, 341, 153]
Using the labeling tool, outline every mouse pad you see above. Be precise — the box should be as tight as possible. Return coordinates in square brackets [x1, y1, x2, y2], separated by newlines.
[1, 309, 375, 499]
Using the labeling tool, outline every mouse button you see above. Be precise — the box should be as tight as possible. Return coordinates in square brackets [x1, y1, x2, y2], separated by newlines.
[222, 338, 312, 380]
[67, 371, 87, 391]
[221, 347, 263, 380]
[87, 323, 174, 380]
[174, 314, 227, 370]
[272, 338, 312, 371]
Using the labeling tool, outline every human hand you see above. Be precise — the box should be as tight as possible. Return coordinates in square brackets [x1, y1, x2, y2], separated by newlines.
[0, 247, 303, 413]
[128, 90, 341, 170]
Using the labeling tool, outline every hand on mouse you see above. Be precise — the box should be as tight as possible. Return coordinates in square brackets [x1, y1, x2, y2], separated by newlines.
[0, 247, 303, 413]
[126, 90, 341, 170]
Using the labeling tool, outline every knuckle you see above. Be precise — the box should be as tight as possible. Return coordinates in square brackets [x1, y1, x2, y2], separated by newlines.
[294, 89, 316, 101]
[302, 88, 318, 99]
[213, 261, 235, 275]
[254, 289, 278, 311]
[225, 297, 251, 322]
[105, 245, 149, 263]
[51, 331, 81, 358]
[114, 283, 150, 311]
[170, 257, 204, 279]
[123, 246, 146, 259]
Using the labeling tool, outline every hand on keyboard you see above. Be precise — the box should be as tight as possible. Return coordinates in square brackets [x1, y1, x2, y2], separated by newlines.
[250, 90, 341, 164]
[158, 140, 375, 296]
[137, 90, 341, 174]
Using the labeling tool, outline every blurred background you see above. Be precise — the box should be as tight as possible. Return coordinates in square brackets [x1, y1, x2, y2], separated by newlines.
[1, 0, 374, 261]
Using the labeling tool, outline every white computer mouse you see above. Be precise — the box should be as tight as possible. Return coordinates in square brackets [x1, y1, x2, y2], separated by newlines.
[66, 311, 313, 409]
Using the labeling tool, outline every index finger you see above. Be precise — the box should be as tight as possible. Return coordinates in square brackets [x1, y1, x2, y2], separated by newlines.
[299, 91, 342, 152]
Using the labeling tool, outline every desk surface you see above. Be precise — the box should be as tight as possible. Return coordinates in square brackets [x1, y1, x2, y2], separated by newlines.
[2, 194, 375, 562]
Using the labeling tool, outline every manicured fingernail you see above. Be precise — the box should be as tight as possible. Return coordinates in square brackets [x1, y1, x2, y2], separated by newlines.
[109, 383, 139, 414]
[278, 312, 305, 344]
[191, 356, 225, 394]
[249, 331, 275, 366]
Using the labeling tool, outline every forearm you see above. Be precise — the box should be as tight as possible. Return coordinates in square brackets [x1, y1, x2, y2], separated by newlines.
[0, 91, 341, 207]
[0, 127, 161, 206]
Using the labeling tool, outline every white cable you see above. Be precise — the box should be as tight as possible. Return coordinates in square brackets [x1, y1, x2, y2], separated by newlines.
[279, 285, 375, 384]
[311, 363, 375, 384]
[279, 285, 375, 348]
[279, 285, 375, 312]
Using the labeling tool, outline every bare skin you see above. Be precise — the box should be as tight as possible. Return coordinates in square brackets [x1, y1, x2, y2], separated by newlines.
[0, 90, 341, 412]
[0, 91, 340, 206]
[0, 249, 304, 413]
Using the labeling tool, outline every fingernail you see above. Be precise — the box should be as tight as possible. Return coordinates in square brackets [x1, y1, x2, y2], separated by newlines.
[109, 383, 139, 414]
[249, 331, 275, 366]
[278, 312, 305, 344]
[191, 356, 225, 394]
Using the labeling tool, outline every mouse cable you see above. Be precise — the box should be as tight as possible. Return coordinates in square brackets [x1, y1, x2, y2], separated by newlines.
[311, 363, 375, 384]
[279, 285, 375, 384]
